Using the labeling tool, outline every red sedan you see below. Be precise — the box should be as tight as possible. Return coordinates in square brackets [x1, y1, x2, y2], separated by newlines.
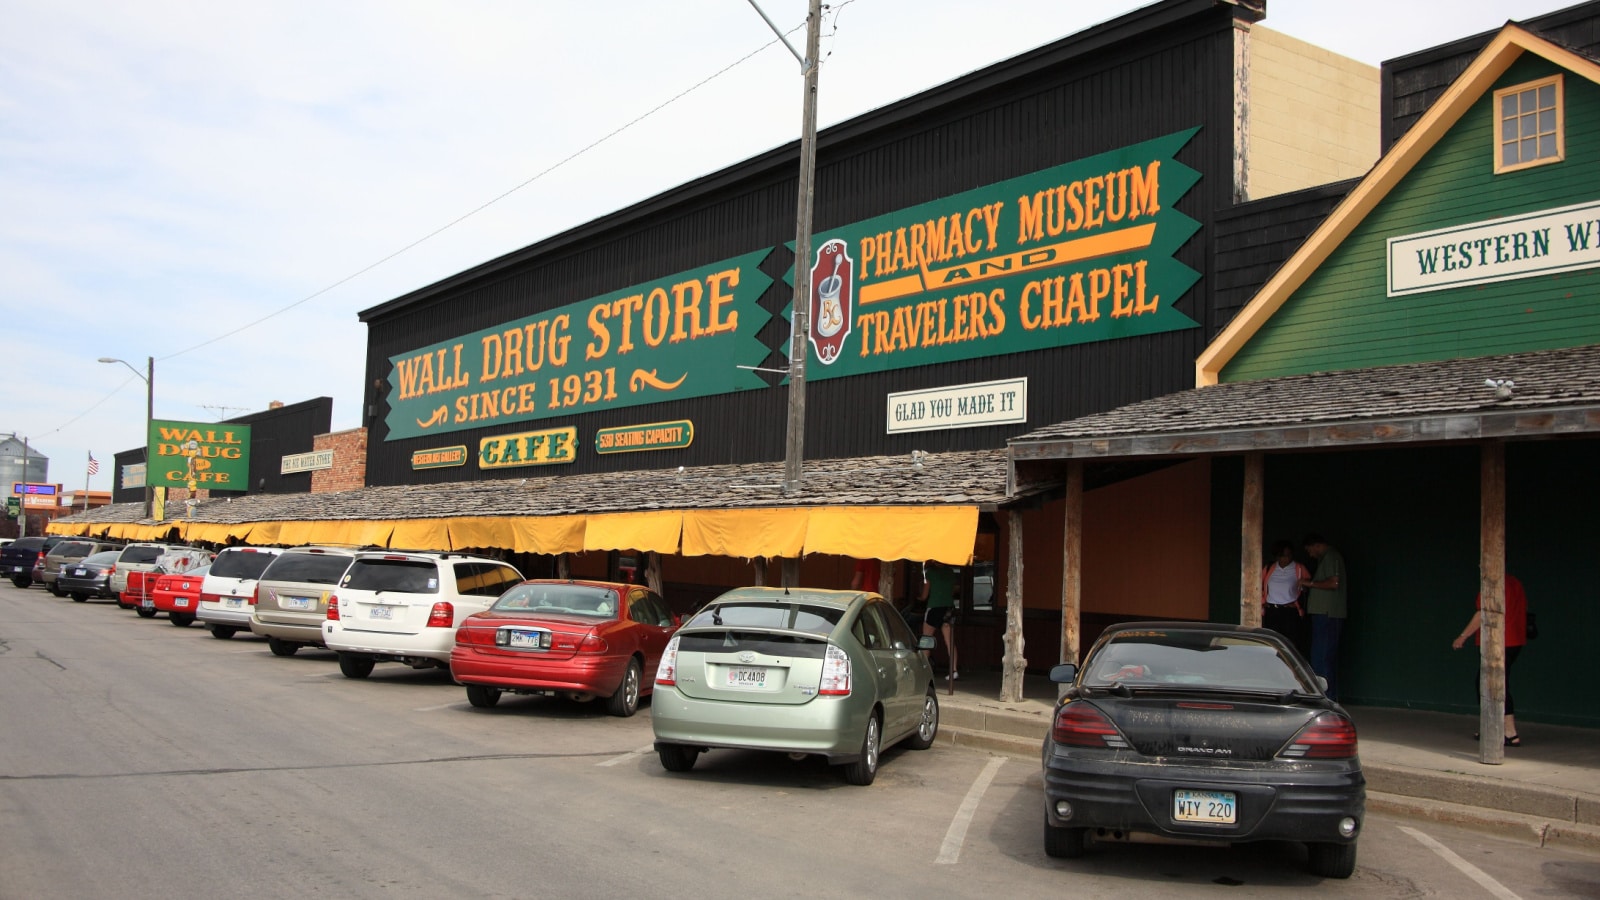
[451, 580, 678, 717]
[152, 564, 211, 628]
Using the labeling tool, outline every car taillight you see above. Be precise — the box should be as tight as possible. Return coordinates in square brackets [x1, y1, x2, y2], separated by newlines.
[1051, 701, 1130, 748]
[655, 636, 680, 686]
[1281, 712, 1358, 759]
[426, 602, 454, 628]
[249, 584, 261, 606]
[200, 592, 225, 605]
[326, 596, 340, 620]
[578, 633, 607, 653]
[819, 644, 852, 696]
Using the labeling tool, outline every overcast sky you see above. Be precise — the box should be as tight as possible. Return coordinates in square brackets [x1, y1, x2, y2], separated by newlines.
[0, 0, 1576, 493]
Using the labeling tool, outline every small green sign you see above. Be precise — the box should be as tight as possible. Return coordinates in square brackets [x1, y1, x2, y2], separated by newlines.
[479, 427, 577, 469]
[594, 420, 694, 454]
[147, 419, 252, 490]
[411, 445, 469, 470]
[4, 497, 18, 519]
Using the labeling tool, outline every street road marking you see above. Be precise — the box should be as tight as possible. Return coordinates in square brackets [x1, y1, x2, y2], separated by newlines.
[598, 744, 655, 767]
[1400, 825, 1523, 900]
[936, 756, 1006, 864]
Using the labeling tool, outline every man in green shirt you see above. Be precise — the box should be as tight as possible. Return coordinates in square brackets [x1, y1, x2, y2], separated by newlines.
[920, 561, 958, 682]
[1300, 533, 1347, 701]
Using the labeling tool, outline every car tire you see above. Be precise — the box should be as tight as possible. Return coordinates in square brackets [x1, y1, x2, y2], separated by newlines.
[842, 713, 882, 786]
[48, 583, 63, 597]
[72, 593, 89, 602]
[11, 577, 31, 589]
[658, 744, 699, 773]
[170, 613, 194, 627]
[1044, 815, 1089, 859]
[465, 684, 502, 708]
[605, 659, 642, 718]
[1307, 841, 1357, 879]
[267, 637, 299, 657]
[906, 689, 940, 750]
[135, 606, 158, 619]
[208, 625, 237, 640]
[338, 653, 375, 679]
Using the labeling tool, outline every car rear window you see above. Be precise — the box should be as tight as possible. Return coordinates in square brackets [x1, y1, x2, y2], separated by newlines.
[209, 549, 278, 579]
[1084, 631, 1312, 693]
[684, 602, 842, 637]
[493, 583, 620, 616]
[9, 538, 47, 552]
[677, 631, 829, 657]
[263, 552, 353, 585]
[118, 545, 165, 564]
[342, 558, 439, 594]
[52, 542, 93, 556]
[82, 551, 121, 566]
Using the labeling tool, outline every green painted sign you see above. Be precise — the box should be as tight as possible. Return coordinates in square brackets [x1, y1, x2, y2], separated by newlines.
[147, 419, 251, 490]
[384, 250, 773, 441]
[786, 129, 1202, 379]
[412, 445, 468, 469]
[479, 427, 577, 469]
[594, 420, 694, 454]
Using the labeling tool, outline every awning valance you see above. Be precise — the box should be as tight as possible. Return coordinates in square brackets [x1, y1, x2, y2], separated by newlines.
[804, 505, 979, 566]
[583, 511, 683, 555]
[682, 508, 807, 558]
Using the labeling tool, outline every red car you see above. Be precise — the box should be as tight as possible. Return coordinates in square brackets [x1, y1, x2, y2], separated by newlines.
[451, 580, 678, 717]
[152, 564, 211, 628]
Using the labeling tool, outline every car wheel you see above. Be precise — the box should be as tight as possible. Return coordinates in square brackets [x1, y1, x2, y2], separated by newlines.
[48, 583, 63, 597]
[11, 577, 31, 589]
[1307, 841, 1357, 879]
[906, 689, 940, 750]
[208, 625, 236, 640]
[605, 659, 643, 718]
[465, 684, 502, 708]
[267, 637, 299, 657]
[170, 613, 194, 627]
[338, 653, 376, 679]
[842, 712, 882, 786]
[1044, 814, 1089, 859]
[657, 744, 699, 773]
[135, 606, 158, 619]
[72, 593, 89, 602]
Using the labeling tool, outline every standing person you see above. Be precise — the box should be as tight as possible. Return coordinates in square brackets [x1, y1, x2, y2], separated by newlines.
[1299, 533, 1347, 701]
[920, 561, 958, 683]
[1260, 539, 1309, 657]
[850, 558, 880, 593]
[1452, 573, 1528, 747]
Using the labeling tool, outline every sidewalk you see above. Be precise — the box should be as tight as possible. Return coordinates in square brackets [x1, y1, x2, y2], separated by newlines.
[933, 670, 1600, 854]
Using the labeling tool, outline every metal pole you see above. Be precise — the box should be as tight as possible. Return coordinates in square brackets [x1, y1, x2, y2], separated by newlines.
[144, 356, 154, 520]
[782, 0, 822, 496]
[18, 434, 29, 538]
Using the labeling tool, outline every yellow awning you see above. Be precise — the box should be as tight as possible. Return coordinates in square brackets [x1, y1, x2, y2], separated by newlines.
[583, 511, 682, 554]
[681, 508, 808, 558]
[446, 517, 513, 551]
[242, 521, 281, 546]
[803, 505, 979, 566]
[276, 520, 320, 546]
[389, 519, 450, 552]
[327, 520, 395, 548]
[509, 516, 586, 555]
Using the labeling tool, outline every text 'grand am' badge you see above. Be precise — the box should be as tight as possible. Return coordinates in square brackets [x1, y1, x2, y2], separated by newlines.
[808, 239, 854, 365]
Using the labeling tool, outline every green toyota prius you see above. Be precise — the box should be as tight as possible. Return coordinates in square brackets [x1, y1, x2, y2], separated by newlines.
[652, 586, 940, 786]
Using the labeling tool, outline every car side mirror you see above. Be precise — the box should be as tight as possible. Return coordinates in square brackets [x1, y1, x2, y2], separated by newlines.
[917, 635, 937, 651]
[1049, 663, 1078, 684]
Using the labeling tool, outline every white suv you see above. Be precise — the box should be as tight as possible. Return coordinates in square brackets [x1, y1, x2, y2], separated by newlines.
[323, 551, 523, 679]
[196, 546, 284, 639]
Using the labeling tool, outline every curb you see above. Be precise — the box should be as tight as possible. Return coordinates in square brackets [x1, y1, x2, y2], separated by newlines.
[1368, 791, 1600, 853]
[1364, 760, 1600, 826]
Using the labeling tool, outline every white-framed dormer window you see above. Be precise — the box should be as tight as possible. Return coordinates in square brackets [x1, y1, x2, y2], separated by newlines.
[1494, 74, 1564, 173]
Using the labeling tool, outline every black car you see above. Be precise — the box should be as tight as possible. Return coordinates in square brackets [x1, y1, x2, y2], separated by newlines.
[1, 535, 71, 588]
[1041, 622, 1364, 878]
[56, 550, 122, 602]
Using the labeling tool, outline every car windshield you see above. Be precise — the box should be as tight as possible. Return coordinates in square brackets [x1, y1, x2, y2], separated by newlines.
[686, 602, 843, 637]
[209, 550, 277, 579]
[262, 552, 352, 585]
[342, 558, 439, 594]
[493, 583, 620, 617]
[1082, 631, 1314, 694]
[119, 545, 165, 564]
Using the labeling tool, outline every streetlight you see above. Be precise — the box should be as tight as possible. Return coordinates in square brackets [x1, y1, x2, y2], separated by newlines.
[99, 356, 154, 519]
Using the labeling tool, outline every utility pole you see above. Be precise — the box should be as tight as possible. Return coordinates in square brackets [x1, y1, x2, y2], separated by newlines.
[18, 434, 29, 538]
[747, 0, 822, 496]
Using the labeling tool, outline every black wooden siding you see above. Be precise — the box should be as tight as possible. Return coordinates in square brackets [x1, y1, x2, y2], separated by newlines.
[361, 0, 1253, 487]
[1209, 178, 1357, 337]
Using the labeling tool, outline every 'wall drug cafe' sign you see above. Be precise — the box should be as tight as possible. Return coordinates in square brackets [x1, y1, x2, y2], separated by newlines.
[384, 252, 773, 441]
[789, 128, 1203, 378]
[147, 419, 251, 488]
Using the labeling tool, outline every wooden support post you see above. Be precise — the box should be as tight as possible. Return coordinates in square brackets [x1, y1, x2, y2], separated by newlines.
[645, 551, 664, 599]
[1060, 461, 1083, 700]
[877, 561, 894, 605]
[752, 556, 766, 586]
[781, 557, 800, 589]
[556, 553, 569, 580]
[1241, 452, 1264, 627]
[1001, 510, 1027, 702]
[1479, 441, 1506, 765]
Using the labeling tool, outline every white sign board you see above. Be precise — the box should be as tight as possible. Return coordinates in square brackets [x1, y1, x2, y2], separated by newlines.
[122, 463, 146, 490]
[887, 377, 1027, 434]
[280, 449, 334, 474]
[1388, 198, 1600, 296]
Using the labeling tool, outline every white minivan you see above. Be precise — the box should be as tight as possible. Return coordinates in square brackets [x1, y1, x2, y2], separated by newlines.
[196, 546, 283, 639]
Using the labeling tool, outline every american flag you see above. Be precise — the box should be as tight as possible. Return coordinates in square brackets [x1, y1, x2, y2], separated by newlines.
[87, 452, 100, 476]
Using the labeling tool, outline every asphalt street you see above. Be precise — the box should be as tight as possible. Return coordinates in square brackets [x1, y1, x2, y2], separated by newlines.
[2, 581, 1596, 899]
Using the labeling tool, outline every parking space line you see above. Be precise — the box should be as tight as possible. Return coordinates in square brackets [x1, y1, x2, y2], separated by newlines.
[597, 744, 655, 767]
[936, 756, 1005, 865]
[1400, 825, 1522, 900]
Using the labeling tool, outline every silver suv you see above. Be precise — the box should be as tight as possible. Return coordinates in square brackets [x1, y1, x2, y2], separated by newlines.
[249, 546, 359, 657]
[322, 551, 523, 679]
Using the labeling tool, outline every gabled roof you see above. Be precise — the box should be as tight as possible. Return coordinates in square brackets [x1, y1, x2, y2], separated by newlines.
[1196, 23, 1600, 386]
